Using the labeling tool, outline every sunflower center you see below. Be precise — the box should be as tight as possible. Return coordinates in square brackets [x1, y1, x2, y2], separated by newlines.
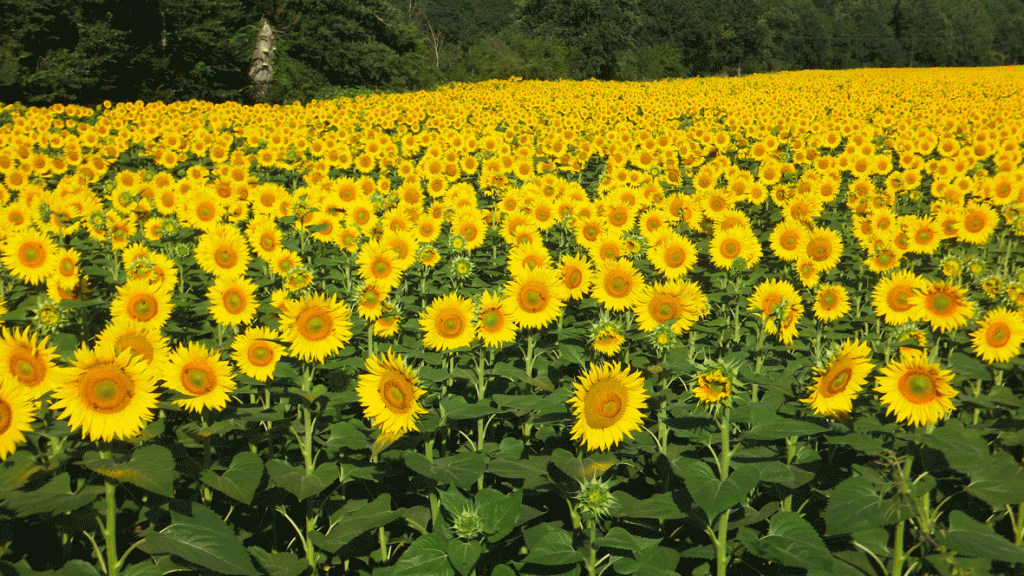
[652, 299, 677, 322]
[437, 313, 465, 338]
[666, 246, 684, 266]
[0, 399, 10, 434]
[12, 355, 44, 385]
[824, 369, 851, 396]
[248, 343, 274, 366]
[372, 259, 391, 278]
[297, 309, 332, 341]
[888, 287, 914, 312]
[904, 373, 935, 402]
[565, 268, 582, 289]
[260, 234, 276, 251]
[183, 365, 216, 395]
[807, 239, 830, 261]
[926, 293, 953, 316]
[83, 367, 134, 413]
[481, 309, 503, 331]
[224, 290, 246, 314]
[606, 274, 630, 298]
[18, 242, 45, 268]
[59, 258, 75, 275]
[215, 246, 238, 269]
[820, 292, 838, 309]
[115, 333, 154, 362]
[915, 229, 933, 243]
[720, 239, 741, 259]
[985, 322, 1010, 347]
[381, 377, 410, 412]
[964, 213, 985, 233]
[520, 283, 549, 313]
[130, 294, 158, 321]
[584, 379, 627, 429]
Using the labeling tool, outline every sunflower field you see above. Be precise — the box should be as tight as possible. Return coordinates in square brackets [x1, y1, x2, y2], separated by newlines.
[1, 67, 1024, 576]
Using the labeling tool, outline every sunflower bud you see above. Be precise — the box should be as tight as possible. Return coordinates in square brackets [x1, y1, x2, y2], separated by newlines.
[451, 506, 485, 541]
[576, 476, 617, 520]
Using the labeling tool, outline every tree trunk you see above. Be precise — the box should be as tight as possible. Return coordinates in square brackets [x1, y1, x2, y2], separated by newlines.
[249, 17, 275, 101]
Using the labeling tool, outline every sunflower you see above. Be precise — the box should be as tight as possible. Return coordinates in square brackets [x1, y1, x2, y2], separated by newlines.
[165, 343, 236, 412]
[1, 228, 58, 285]
[708, 225, 762, 270]
[767, 219, 807, 263]
[111, 280, 174, 329]
[904, 215, 942, 254]
[875, 351, 958, 427]
[280, 292, 354, 363]
[207, 276, 259, 327]
[503, 266, 567, 330]
[813, 284, 851, 322]
[693, 370, 731, 404]
[633, 280, 708, 334]
[957, 202, 998, 244]
[800, 226, 843, 272]
[508, 240, 553, 276]
[592, 258, 644, 312]
[646, 232, 697, 279]
[0, 384, 35, 460]
[802, 340, 874, 418]
[0, 327, 62, 400]
[591, 322, 625, 356]
[568, 362, 648, 452]
[374, 306, 402, 339]
[357, 350, 427, 436]
[748, 279, 804, 344]
[356, 239, 404, 292]
[475, 291, 518, 348]
[420, 292, 476, 351]
[194, 224, 251, 278]
[872, 270, 926, 326]
[557, 253, 594, 300]
[908, 281, 974, 333]
[95, 318, 170, 380]
[970, 307, 1024, 364]
[231, 325, 284, 382]
[49, 346, 159, 442]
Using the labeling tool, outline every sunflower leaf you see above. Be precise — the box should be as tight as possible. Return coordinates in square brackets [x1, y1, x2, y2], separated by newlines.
[309, 494, 404, 553]
[391, 532, 454, 576]
[1, 472, 103, 516]
[265, 459, 337, 501]
[200, 451, 264, 505]
[137, 502, 259, 576]
[682, 460, 760, 521]
[404, 452, 485, 490]
[824, 476, 885, 535]
[939, 510, 1024, 563]
[81, 445, 177, 498]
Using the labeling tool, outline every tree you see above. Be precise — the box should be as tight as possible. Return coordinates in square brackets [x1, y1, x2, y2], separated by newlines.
[830, 0, 902, 68]
[520, 0, 640, 80]
[894, 0, 954, 66]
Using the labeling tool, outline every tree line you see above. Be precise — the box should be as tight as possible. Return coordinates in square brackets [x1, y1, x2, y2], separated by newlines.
[2, 0, 1022, 106]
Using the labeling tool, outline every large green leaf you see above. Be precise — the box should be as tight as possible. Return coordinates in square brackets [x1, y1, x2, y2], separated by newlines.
[248, 548, 307, 576]
[487, 453, 549, 479]
[477, 487, 522, 541]
[682, 461, 759, 521]
[965, 450, 1024, 508]
[745, 403, 828, 440]
[404, 452, 486, 490]
[825, 476, 885, 535]
[265, 459, 336, 501]
[447, 539, 482, 576]
[756, 511, 834, 572]
[939, 510, 1024, 564]
[201, 451, 263, 505]
[81, 445, 177, 498]
[309, 494, 404, 553]
[1, 472, 103, 516]
[392, 532, 454, 576]
[522, 524, 583, 566]
[612, 492, 688, 520]
[139, 503, 260, 576]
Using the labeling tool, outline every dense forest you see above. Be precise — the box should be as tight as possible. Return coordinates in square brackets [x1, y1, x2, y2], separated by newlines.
[2, 0, 1023, 106]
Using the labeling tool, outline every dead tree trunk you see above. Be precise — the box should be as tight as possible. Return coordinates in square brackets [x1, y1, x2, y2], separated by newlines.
[249, 18, 275, 101]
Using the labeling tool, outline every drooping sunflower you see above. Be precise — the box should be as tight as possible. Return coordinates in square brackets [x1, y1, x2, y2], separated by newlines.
[875, 351, 958, 427]
[110, 279, 174, 330]
[632, 280, 708, 334]
[910, 281, 975, 333]
[475, 291, 518, 348]
[970, 307, 1024, 364]
[503, 266, 567, 330]
[165, 343, 236, 413]
[0, 327, 62, 400]
[813, 284, 851, 322]
[802, 340, 875, 418]
[1, 228, 58, 285]
[646, 232, 698, 279]
[557, 253, 594, 300]
[592, 258, 644, 312]
[748, 279, 804, 344]
[49, 346, 160, 442]
[207, 276, 259, 327]
[872, 270, 926, 326]
[358, 350, 427, 436]
[231, 325, 284, 382]
[280, 292, 354, 363]
[420, 292, 477, 351]
[568, 362, 648, 452]
[692, 370, 731, 404]
[0, 384, 35, 460]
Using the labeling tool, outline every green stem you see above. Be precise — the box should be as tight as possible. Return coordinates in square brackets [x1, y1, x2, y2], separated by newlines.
[1013, 503, 1024, 546]
[105, 478, 118, 576]
[891, 455, 913, 576]
[524, 330, 538, 379]
[584, 518, 597, 576]
[716, 402, 732, 576]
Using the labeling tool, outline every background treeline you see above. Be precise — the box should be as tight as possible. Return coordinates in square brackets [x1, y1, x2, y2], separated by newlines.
[2, 0, 1023, 106]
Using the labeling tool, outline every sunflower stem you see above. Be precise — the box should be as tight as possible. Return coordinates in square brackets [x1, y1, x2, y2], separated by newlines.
[715, 401, 732, 576]
[1012, 503, 1024, 546]
[583, 517, 597, 576]
[104, 476, 118, 576]
[524, 330, 538, 379]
